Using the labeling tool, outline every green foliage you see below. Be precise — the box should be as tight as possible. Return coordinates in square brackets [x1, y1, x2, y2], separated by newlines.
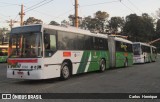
[108, 17, 125, 33]
[49, 21, 60, 26]
[123, 13, 155, 42]
[24, 17, 43, 25]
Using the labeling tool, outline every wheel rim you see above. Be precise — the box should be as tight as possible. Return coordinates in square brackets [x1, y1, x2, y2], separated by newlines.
[62, 66, 69, 78]
[101, 61, 105, 71]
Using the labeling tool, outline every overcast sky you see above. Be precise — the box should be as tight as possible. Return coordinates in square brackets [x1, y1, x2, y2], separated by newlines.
[0, 0, 160, 29]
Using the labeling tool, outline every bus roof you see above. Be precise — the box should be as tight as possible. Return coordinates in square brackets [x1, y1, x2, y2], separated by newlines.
[11, 24, 108, 39]
[133, 42, 150, 47]
[42, 24, 108, 39]
[110, 36, 132, 44]
[150, 45, 156, 48]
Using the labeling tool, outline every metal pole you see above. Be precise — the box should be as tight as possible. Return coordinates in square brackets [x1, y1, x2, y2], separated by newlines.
[75, 0, 78, 28]
[19, 4, 25, 26]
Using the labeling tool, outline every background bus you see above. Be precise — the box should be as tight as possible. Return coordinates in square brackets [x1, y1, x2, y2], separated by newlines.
[150, 45, 157, 62]
[133, 42, 151, 63]
[0, 45, 8, 62]
[108, 36, 133, 68]
[7, 24, 110, 80]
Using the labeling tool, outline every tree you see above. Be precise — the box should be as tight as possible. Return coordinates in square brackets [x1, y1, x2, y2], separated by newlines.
[24, 17, 43, 25]
[108, 17, 125, 34]
[68, 15, 75, 26]
[123, 13, 155, 42]
[123, 14, 142, 41]
[156, 19, 160, 35]
[80, 11, 109, 33]
[141, 13, 155, 41]
[49, 20, 60, 26]
[68, 14, 82, 27]
[80, 16, 92, 29]
[94, 11, 109, 33]
[61, 20, 69, 26]
[156, 8, 160, 18]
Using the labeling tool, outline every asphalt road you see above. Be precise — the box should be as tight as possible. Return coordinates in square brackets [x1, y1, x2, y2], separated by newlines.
[0, 55, 160, 102]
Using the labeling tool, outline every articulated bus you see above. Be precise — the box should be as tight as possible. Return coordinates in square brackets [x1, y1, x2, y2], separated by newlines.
[150, 45, 157, 62]
[7, 24, 133, 80]
[0, 44, 8, 62]
[7, 24, 110, 80]
[133, 42, 153, 63]
[108, 36, 133, 68]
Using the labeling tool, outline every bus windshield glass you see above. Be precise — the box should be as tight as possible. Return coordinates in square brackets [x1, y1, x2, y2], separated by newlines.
[133, 44, 141, 55]
[9, 33, 42, 58]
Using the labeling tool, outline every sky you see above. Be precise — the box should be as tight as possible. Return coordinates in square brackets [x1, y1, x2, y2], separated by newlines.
[0, 0, 160, 29]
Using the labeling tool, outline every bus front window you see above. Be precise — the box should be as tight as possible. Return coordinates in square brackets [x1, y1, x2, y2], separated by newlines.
[9, 33, 42, 58]
[133, 44, 141, 55]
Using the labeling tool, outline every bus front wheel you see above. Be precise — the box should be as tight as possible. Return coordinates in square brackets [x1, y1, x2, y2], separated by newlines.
[60, 62, 70, 80]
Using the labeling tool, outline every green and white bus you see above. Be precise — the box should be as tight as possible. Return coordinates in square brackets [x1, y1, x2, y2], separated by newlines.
[0, 45, 8, 62]
[108, 36, 133, 68]
[7, 24, 133, 80]
[7, 24, 110, 80]
[150, 45, 157, 62]
[133, 42, 152, 63]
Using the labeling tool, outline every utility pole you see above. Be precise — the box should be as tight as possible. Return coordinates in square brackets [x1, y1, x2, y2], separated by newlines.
[19, 4, 25, 26]
[75, 0, 78, 28]
[6, 19, 18, 29]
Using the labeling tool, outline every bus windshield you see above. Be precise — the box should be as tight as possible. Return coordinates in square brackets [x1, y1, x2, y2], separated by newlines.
[133, 44, 141, 55]
[9, 33, 42, 58]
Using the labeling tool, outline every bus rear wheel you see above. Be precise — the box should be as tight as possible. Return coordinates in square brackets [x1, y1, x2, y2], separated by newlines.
[99, 59, 106, 72]
[60, 62, 70, 80]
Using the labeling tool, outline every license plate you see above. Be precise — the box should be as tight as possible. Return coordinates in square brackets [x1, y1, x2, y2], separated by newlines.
[17, 72, 23, 75]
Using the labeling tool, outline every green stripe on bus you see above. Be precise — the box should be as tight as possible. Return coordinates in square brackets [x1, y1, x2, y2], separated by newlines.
[77, 51, 90, 73]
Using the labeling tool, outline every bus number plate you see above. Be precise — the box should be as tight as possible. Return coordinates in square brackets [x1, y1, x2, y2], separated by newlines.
[17, 72, 23, 75]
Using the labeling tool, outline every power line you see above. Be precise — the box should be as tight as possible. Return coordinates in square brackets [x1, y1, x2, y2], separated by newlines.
[0, 1, 19, 6]
[25, 0, 54, 13]
[24, 0, 48, 11]
[127, 0, 143, 14]
[0, 12, 10, 18]
[53, 8, 74, 20]
[80, 0, 119, 7]
[0, 5, 19, 8]
[120, 1, 135, 13]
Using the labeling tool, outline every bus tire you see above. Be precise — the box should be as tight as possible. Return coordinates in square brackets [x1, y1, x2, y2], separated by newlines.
[99, 59, 106, 72]
[60, 62, 70, 80]
[124, 59, 128, 67]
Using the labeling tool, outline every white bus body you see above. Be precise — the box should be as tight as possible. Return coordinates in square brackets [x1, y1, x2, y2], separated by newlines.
[133, 42, 151, 64]
[7, 24, 109, 80]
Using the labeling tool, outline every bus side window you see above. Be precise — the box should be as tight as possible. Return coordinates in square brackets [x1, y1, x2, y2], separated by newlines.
[44, 34, 57, 57]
